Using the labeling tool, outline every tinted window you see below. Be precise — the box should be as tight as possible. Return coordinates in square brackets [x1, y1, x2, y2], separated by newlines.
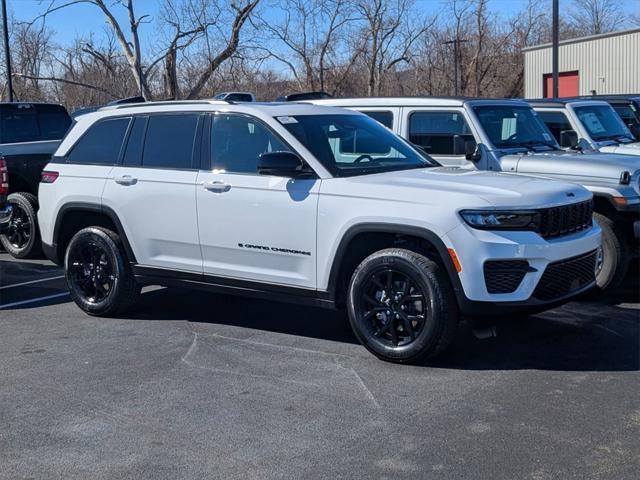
[473, 106, 557, 149]
[211, 114, 289, 173]
[67, 117, 131, 165]
[362, 111, 393, 128]
[280, 114, 437, 177]
[122, 117, 147, 167]
[537, 111, 573, 143]
[142, 114, 199, 169]
[409, 111, 473, 155]
[573, 105, 633, 141]
[0, 104, 40, 143]
[34, 104, 72, 140]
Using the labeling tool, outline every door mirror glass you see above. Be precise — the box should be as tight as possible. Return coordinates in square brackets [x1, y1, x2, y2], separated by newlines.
[627, 123, 640, 140]
[559, 129, 579, 148]
[257, 151, 304, 177]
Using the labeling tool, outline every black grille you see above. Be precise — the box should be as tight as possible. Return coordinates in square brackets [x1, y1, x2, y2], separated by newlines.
[533, 250, 597, 301]
[484, 260, 530, 294]
[538, 200, 593, 239]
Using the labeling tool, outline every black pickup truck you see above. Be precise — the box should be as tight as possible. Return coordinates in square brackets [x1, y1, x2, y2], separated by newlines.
[0, 102, 72, 258]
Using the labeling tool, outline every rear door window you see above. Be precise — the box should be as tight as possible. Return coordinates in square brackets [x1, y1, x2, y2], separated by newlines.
[408, 111, 473, 155]
[67, 117, 131, 165]
[142, 114, 199, 169]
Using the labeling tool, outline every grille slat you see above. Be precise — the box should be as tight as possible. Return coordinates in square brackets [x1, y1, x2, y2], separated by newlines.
[538, 200, 593, 239]
[533, 250, 597, 301]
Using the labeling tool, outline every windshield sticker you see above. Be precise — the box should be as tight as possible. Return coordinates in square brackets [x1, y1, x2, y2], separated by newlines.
[580, 112, 606, 134]
[277, 116, 298, 124]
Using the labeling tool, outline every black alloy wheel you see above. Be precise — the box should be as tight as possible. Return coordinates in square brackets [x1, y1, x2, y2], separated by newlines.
[5, 202, 32, 250]
[357, 267, 426, 348]
[67, 240, 116, 305]
[64, 227, 139, 316]
[0, 192, 41, 258]
[347, 248, 458, 363]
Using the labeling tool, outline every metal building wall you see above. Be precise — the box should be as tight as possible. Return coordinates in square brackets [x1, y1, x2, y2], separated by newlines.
[523, 28, 640, 98]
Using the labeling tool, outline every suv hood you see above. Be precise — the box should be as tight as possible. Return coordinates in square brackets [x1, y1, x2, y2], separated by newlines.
[325, 166, 590, 209]
[509, 149, 640, 182]
[599, 142, 640, 156]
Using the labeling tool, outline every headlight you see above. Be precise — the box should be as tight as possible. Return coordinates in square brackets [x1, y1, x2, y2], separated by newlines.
[459, 210, 540, 231]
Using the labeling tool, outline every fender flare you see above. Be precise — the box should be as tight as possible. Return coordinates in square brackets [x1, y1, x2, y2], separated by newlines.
[325, 223, 466, 307]
[51, 202, 137, 264]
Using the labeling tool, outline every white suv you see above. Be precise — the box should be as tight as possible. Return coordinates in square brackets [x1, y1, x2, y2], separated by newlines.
[38, 100, 601, 363]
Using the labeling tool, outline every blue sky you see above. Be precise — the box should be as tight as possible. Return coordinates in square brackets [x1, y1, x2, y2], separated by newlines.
[9, 0, 640, 48]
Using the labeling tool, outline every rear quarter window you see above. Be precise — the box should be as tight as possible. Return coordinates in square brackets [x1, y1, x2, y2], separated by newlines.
[67, 117, 131, 165]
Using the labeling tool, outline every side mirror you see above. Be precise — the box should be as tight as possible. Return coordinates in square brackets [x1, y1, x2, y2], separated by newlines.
[453, 135, 478, 160]
[559, 130, 579, 149]
[257, 151, 304, 177]
[627, 123, 640, 140]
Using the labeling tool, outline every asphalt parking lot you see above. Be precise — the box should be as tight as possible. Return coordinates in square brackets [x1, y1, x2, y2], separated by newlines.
[0, 253, 638, 479]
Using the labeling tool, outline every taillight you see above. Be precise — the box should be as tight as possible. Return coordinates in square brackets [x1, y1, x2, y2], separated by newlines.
[41, 170, 59, 183]
[0, 157, 8, 195]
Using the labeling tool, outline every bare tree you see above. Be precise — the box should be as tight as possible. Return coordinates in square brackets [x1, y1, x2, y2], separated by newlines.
[356, 0, 435, 96]
[567, 0, 627, 35]
[35, 0, 258, 100]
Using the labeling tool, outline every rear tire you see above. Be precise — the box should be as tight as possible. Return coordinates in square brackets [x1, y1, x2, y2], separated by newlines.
[64, 227, 138, 316]
[347, 248, 458, 364]
[594, 212, 629, 291]
[0, 192, 41, 258]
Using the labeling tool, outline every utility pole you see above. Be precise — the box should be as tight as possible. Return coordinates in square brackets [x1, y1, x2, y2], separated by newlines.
[1, 0, 12, 101]
[443, 38, 468, 96]
[552, 0, 559, 98]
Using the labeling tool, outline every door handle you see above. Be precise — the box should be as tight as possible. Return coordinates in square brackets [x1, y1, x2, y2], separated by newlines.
[114, 175, 137, 186]
[204, 180, 231, 193]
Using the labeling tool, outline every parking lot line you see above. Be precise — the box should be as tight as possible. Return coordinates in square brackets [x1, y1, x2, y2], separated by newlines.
[0, 292, 70, 309]
[0, 275, 65, 290]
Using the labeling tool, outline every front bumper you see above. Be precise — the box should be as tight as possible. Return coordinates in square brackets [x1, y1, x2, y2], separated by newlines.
[0, 204, 12, 234]
[443, 222, 602, 315]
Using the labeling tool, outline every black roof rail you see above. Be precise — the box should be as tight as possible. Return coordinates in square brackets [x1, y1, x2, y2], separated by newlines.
[276, 91, 333, 102]
[106, 95, 146, 106]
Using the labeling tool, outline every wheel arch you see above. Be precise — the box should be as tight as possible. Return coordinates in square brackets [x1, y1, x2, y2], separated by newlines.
[50, 202, 136, 265]
[326, 223, 466, 308]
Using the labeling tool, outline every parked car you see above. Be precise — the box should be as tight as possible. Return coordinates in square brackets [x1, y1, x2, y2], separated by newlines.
[529, 99, 640, 155]
[0, 102, 72, 257]
[307, 97, 640, 290]
[38, 100, 601, 363]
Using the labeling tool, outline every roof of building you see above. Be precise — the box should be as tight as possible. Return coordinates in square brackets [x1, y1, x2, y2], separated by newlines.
[522, 27, 640, 53]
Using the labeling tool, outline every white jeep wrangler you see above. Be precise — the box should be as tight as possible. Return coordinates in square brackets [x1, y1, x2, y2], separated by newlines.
[38, 100, 601, 363]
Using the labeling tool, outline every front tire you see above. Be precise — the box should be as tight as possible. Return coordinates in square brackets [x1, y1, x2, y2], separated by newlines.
[64, 227, 138, 316]
[594, 212, 629, 291]
[0, 192, 41, 258]
[347, 248, 458, 363]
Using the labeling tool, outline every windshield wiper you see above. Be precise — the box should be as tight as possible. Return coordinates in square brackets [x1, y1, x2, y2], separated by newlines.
[518, 140, 558, 150]
[594, 134, 634, 143]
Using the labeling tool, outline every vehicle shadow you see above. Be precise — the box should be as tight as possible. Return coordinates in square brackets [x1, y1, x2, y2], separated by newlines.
[132, 280, 639, 372]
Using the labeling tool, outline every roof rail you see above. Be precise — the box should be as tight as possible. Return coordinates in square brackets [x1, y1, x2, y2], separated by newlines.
[276, 91, 332, 102]
[98, 99, 231, 111]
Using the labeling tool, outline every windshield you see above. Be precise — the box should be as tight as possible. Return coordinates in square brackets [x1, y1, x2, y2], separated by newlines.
[573, 104, 634, 142]
[278, 114, 438, 177]
[473, 105, 558, 150]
